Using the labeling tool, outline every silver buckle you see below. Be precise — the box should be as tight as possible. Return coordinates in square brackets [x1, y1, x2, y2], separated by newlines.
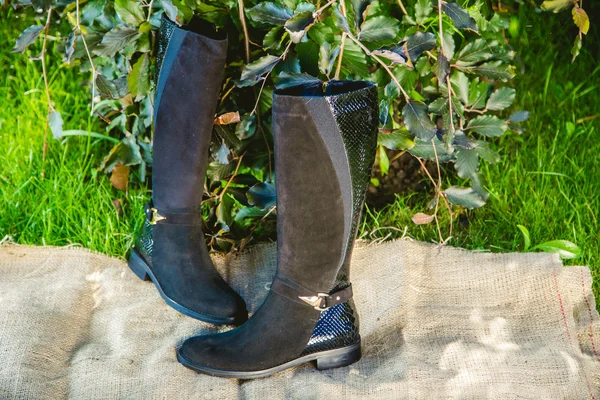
[298, 293, 329, 310]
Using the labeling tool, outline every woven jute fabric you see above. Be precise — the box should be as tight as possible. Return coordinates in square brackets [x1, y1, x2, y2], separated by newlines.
[0, 240, 599, 399]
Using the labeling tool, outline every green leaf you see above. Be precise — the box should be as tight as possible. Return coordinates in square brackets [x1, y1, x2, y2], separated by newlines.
[455, 148, 479, 178]
[378, 145, 390, 175]
[409, 137, 453, 162]
[442, 3, 478, 31]
[275, 71, 320, 89]
[114, 0, 145, 26]
[540, 0, 573, 13]
[532, 240, 581, 259]
[415, 0, 433, 24]
[128, 54, 150, 101]
[161, 0, 192, 25]
[470, 172, 489, 201]
[247, 2, 293, 26]
[82, 0, 107, 25]
[572, 7, 589, 34]
[96, 74, 118, 99]
[428, 96, 464, 118]
[471, 61, 514, 82]
[402, 100, 436, 141]
[347, 0, 370, 29]
[571, 36, 582, 63]
[450, 71, 469, 105]
[468, 78, 490, 109]
[340, 39, 369, 77]
[12, 25, 44, 53]
[235, 114, 257, 140]
[441, 31, 455, 60]
[100, 136, 143, 172]
[378, 128, 415, 150]
[238, 55, 281, 87]
[93, 26, 140, 57]
[48, 111, 64, 140]
[456, 39, 497, 67]
[452, 131, 477, 149]
[214, 143, 230, 164]
[319, 42, 340, 76]
[372, 48, 408, 65]
[404, 31, 436, 63]
[486, 87, 516, 111]
[247, 182, 276, 209]
[264, 26, 284, 50]
[284, 10, 314, 43]
[64, 32, 77, 64]
[437, 53, 450, 84]
[216, 193, 234, 230]
[508, 111, 530, 123]
[332, 4, 351, 33]
[358, 16, 401, 42]
[308, 24, 334, 45]
[475, 140, 500, 163]
[467, 115, 508, 137]
[207, 161, 233, 181]
[444, 186, 486, 209]
[517, 224, 531, 251]
[235, 206, 270, 223]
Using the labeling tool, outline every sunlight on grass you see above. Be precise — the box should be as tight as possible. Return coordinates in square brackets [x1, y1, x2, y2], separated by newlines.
[0, 10, 149, 258]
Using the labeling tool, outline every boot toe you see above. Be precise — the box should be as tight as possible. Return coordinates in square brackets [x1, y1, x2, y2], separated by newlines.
[171, 288, 248, 325]
[178, 335, 228, 370]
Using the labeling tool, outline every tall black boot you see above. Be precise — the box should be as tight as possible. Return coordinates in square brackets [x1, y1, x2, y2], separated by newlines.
[127, 15, 248, 325]
[176, 80, 378, 378]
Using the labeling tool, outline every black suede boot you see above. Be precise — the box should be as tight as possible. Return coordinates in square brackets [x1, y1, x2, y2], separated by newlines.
[176, 80, 378, 378]
[127, 15, 248, 325]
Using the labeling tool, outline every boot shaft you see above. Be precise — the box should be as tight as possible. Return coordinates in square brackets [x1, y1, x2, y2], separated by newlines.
[273, 82, 378, 294]
[152, 16, 227, 213]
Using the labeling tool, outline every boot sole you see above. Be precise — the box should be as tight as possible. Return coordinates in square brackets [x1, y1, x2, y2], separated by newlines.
[176, 342, 361, 379]
[128, 247, 247, 325]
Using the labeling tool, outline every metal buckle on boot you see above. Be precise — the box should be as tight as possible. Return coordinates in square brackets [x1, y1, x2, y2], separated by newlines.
[145, 203, 166, 225]
[298, 293, 329, 310]
[149, 208, 166, 225]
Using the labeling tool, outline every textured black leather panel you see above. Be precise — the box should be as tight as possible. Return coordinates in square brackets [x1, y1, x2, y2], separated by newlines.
[326, 85, 379, 291]
[135, 219, 154, 261]
[156, 15, 176, 81]
[301, 300, 360, 356]
[302, 85, 377, 356]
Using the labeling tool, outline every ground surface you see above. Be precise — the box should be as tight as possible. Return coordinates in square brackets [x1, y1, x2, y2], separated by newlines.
[0, 7, 598, 295]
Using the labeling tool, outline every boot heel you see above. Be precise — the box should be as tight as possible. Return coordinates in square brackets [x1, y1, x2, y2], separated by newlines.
[315, 343, 361, 370]
[128, 249, 151, 281]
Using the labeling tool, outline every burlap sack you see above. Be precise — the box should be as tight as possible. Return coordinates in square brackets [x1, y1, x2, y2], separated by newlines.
[0, 240, 598, 399]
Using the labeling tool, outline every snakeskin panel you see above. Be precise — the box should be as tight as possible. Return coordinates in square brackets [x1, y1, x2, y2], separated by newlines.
[326, 85, 379, 291]
[155, 15, 177, 82]
[135, 219, 154, 263]
[302, 85, 377, 356]
[301, 300, 360, 356]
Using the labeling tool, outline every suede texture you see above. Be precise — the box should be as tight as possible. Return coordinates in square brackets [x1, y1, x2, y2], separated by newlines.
[138, 18, 246, 322]
[274, 95, 349, 293]
[151, 224, 246, 318]
[153, 24, 227, 212]
[178, 82, 377, 372]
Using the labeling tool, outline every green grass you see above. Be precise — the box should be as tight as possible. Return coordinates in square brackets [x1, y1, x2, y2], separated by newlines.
[0, 9, 149, 259]
[0, 7, 598, 298]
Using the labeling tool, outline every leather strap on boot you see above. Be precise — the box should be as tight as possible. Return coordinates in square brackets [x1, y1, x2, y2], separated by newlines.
[271, 276, 353, 311]
[145, 202, 203, 226]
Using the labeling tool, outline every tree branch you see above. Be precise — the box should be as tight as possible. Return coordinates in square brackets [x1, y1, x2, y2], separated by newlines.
[238, 0, 250, 63]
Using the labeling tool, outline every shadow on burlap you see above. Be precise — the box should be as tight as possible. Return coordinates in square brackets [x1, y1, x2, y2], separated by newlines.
[0, 239, 599, 399]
